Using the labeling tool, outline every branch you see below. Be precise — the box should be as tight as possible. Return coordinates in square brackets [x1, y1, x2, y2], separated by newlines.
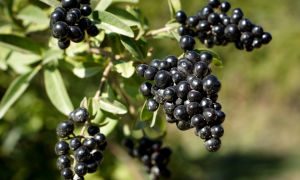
[93, 61, 114, 99]
[145, 26, 177, 38]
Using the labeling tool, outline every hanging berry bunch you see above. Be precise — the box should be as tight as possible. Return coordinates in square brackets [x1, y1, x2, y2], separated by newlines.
[175, 0, 272, 51]
[136, 35, 225, 152]
[55, 107, 107, 180]
[50, 0, 99, 49]
[123, 138, 172, 180]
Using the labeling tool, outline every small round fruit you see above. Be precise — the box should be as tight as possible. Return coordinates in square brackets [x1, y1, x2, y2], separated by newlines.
[158, 60, 170, 71]
[176, 81, 190, 99]
[52, 21, 69, 39]
[56, 120, 74, 138]
[220, 1, 231, 12]
[69, 26, 84, 42]
[261, 32, 272, 44]
[203, 108, 217, 123]
[187, 90, 203, 102]
[193, 61, 208, 78]
[69, 8, 81, 18]
[175, 10, 187, 24]
[165, 56, 178, 67]
[57, 155, 71, 170]
[94, 133, 106, 146]
[92, 150, 104, 162]
[224, 24, 240, 41]
[61, 168, 73, 179]
[178, 25, 187, 36]
[202, 75, 221, 94]
[86, 159, 99, 173]
[122, 138, 134, 149]
[50, 11, 65, 25]
[62, 0, 79, 9]
[70, 138, 81, 150]
[80, 4, 92, 16]
[65, 12, 78, 25]
[208, 0, 220, 8]
[136, 64, 148, 77]
[163, 102, 176, 115]
[238, 18, 253, 32]
[180, 35, 195, 51]
[58, 39, 70, 50]
[204, 138, 221, 152]
[200, 98, 213, 109]
[87, 25, 99, 37]
[154, 89, 165, 104]
[74, 163, 88, 176]
[196, 20, 211, 32]
[186, 102, 201, 116]
[211, 125, 224, 138]
[190, 77, 203, 91]
[140, 82, 152, 97]
[144, 66, 158, 80]
[177, 58, 193, 75]
[172, 71, 186, 84]
[191, 114, 206, 128]
[199, 126, 211, 139]
[200, 52, 213, 64]
[87, 125, 100, 136]
[71, 107, 89, 123]
[213, 102, 222, 110]
[185, 50, 200, 64]
[252, 26, 264, 37]
[173, 105, 189, 121]
[165, 114, 177, 123]
[187, 16, 199, 27]
[154, 70, 172, 89]
[78, 17, 92, 30]
[74, 146, 91, 162]
[83, 138, 97, 150]
[55, 141, 70, 155]
[212, 24, 225, 37]
[215, 110, 226, 124]
[198, 6, 213, 19]
[207, 13, 220, 25]
[163, 87, 176, 102]
[146, 98, 159, 112]
[176, 120, 192, 130]
[240, 32, 254, 45]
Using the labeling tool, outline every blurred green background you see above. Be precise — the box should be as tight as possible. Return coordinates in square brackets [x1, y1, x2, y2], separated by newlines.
[1, 0, 300, 180]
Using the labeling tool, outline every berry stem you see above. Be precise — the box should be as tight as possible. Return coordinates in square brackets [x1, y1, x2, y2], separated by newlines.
[145, 26, 177, 38]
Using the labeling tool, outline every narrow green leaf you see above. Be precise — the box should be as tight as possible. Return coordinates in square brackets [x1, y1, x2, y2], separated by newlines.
[39, 0, 60, 7]
[98, 97, 127, 115]
[0, 34, 42, 55]
[44, 67, 74, 116]
[140, 101, 153, 121]
[168, 0, 182, 17]
[112, 0, 139, 3]
[107, 8, 140, 27]
[17, 5, 48, 25]
[95, 11, 134, 38]
[100, 117, 118, 135]
[114, 59, 135, 78]
[42, 49, 63, 65]
[0, 66, 41, 119]
[120, 36, 144, 59]
[150, 110, 158, 127]
[94, 0, 113, 11]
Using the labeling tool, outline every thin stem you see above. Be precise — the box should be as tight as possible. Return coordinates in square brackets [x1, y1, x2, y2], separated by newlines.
[93, 61, 114, 99]
[145, 26, 177, 38]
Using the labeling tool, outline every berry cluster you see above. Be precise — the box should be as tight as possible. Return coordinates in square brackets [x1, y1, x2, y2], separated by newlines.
[136, 50, 225, 152]
[55, 107, 107, 180]
[175, 0, 272, 51]
[50, 0, 99, 49]
[123, 138, 172, 180]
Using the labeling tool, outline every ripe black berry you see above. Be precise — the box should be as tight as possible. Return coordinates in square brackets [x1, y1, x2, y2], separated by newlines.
[220, 1, 231, 12]
[154, 70, 172, 89]
[172, 71, 186, 84]
[187, 16, 199, 27]
[213, 102, 222, 110]
[56, 120, 74, 138]
[178, 25, 187, 36]
[136, 64, 148, 77]
[198, 126, 211, 139]
[198, 6, 213, 20]
[200, 52, 213, 64]
[175, 10, 187, 24]
[202, 75, 221, 94]
[211, 125, 224, 138]
[70, 138, 81, 150]
[69, 26, 84, 42]
[52, 21, 69, 39]
[196, 20, 211, 32]
[204, 138, 221, 152]
[252, 26, 264, 37]
[190, 77, 203, 92]
[78, 17, 92, 30]
[224, 24, 240, 41]
[232, 8, 244, 16]
[74, 163, 88, 176]
[212, 24, 225, 37]
[208, 0, 220, 8]
[203, 108, 217, 123]
[165, 56, 178, 68]
[154, 89, 165, 104]
[58, 39, 71, 50]
[83, 138, 97, 150]
[261, 32, 272, 44]
[240, 32, 254, 45]
[165, 114, 177, 123]
[92, 150, 104, 162]
[144, 67, 158, 80]
[80, 4, 92, 16]
[177, 58, 193, 75]
[74, 146, 91, 162]
[87, 25, 99, 37]
[61, 168, 73, 179]
[87, 126, 100, 136]
[70, 108, 89, 123]
[150, 59, 160, 68]
[191, 114, 206, 128]
[231, 13, 243, 24]
[222, 16, 231, 26]
[62, 0, 79, 9]
[163, 87, 176, 102]
[252, 38, 262, 48]
[180, 35, 195, 51]
[55, 140, 70, 155]
[86, 160, 99, 173]
[185, 50, 200, 64]
[187, 90, 203, 102]
[94, 133, 106, 146]
[50, 11, 65, 25]
[176, 81, 190, 99]
[186, 102, 201, 116]
[57, 155, 71, 170]
[158, 60, 171, 71]
[54, 7, 67, 17]
[173, 105, 189, 121]
[140, 82, 152, 97]
[215, 110, 226, 124]
[238, 18, 253, 32]
[207, 13, 220, 25]
[66, 12, 78, 25]
[193, 61, 208, 78]
[200, 98, 213, 109]
[176, 120, 191, 130]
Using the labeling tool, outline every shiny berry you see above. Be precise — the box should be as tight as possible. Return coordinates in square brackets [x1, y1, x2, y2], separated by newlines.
[240, 32, 254, 45]
[165, 114, 177, 123]
[172, 71, 186, 84]
[203, 108, 217, 123]
[136, 64, 148, 77]
[220, 1, 231, 12]
[158, 60, 170, 70]
[175, 10, 187, 24]
[196, 20, 211, 32]
[199, 126, 211, 139]
[212, 24, 225, 37]
[61, 168, 73, 179]
[238, 18, 253, 32]
[56, 120, 74, 138]
[70, 138, 81, 150]
[58, 39, 70, 49]
[211, 125, 224, 138]
[176, 120, 192, 130]
[198, 6, 213, 19]
[74, 146, 91, 162]
[193, 62, 208, 78]
[87, 126, 100, 136]
[94, 133, 106, 146]
[173, 105, 189, 121]
[222, 16, 231, 26]
[92, 150, 104, 162]
[78, 17, 92, 30]
[187, 16, 199, 27]
[50, 11, 65, 25]
[215, 110, 226, 124]
[74, 163, 88, 176]
[83, 138, 97, 150]
[69, 26, 84, 42]
[176, 81, 190, 99]
[190, 77, 203, 91]
[62, 0, 79, 9]
[144, 66, 158, 80]
[201, 98, 213, 108]
[80, 4, 92, 16]
[165, 56, 178, 68]
[65, 12, 78, 25]
[87, 25, 99, 37]
[140, 82, 152, 97]
[163, 87, 176, 102]
[187, 90, 203, 102]
[154, 70, 172, 88]
[52, 21, 69, 39]
[252, 26, 264, 37]
[213, 102, 222, 110]
[200, 52, 213, 64]
[261, 32, 272, 44]
[208, 0, 220, 8]
[207, 13, 220, 25]
[146, 98, 159, 112]
[186, 102, 201, 116]
[70, 107, 89, 123]
[180, 35, 195, 51]
[185, 50, 200, 64]
[177, 58, 193, 75]
[224, 24, 240, 40]
[191, 114, 206, 128]
[178, 25, 187, 36]
[86, 160, 99, 173]
[203, 75, 221, 94]
[57, 155, 71, 170]
[252, 38, 263, 48]
[205, 138, 221, 152]
[55, 141, 70, 155]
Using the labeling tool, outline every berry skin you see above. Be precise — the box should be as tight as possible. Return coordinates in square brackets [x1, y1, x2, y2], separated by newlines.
[180, 35, 196, 51]
[220, 1, 231, 12]
[54, 7, 67, 17]
[212, 24, 225, 37]
[158, 60, 171, 71]
[231, 13, 243, 24]
[140, 82, 152, 97]
[187, 90, 203, 102]
[215, 110, 226, 124]
[200, 52, 213, 64]
[186, 102, 201, 116]
[208, 0, 220, 8]
[58, 39, 70, 50]
[178, 25, 187, 36]
[74, 146, 91, 162]
[55, 141, 70, 155]
[211, 125, 224, 138]
[144, 67, 158, 80]
[52, 21, 69, 39]
[199, 126, 211, 139]
[154, 89, 165, 104]
[196, 20, 211, 32]
[222, 16, 231, 26]
[146, 98, 159, 112]
[232, 8, 244, 16]
[98, 140, 107, 151]
[224, 24, 240, 41]
[165, 56, 178, 68]
[79, 0, 90, 4]
[80, 4, 92, 16]
[69, 26, 84, 42]
[163, 87, 176, 102]
[87, 25, 99, 37]
[203, 108, 218, 123]
[92, 150, 104, 162]
[66, 12, 78, 25]
[240, 32, 254, 45]
[150, 59, 160, 68]
[190, 77, 203, 91]
[261, 32, 272, 44]
[235, 40, 244, 50]
[78, 17, 92, 30]
[50, 11, 65, 25]
[177, 58, 193, 75]
[185, 50, 200, 64]
[70, 138, 81, 150]
[70, 107, 89, 123]
[175, 10, 187, 24]
[203, 75, 221, 94]
[151, 85, 159, 96]
[123, 138, 134, 149]
[204, 37, 214, 48]
[86, 159, 99, 173]
[252, 38, 263, 48]
[201, 97, 213, 109]
[61, 168, 73, 179]
[87, 126, 100, 136]
[252, 26, 264, 37]
[173, 105, 189, 121]
[204, 138, 221, 152]
[74, 163, 88, 176]
[176, 120, 192, 130]
[83, 138, 97, 150]
[187, 16, 199, 27]
[56, 120, 74, 138]
[207, 13, 220, 25]
[136, 64, 148, 77]
[238, 18, 253, 32]
[172, 71, 186, 84]
[198, 6, 214, 20]
[57, 155, 71, 170]
[154, 70, 172, 89]
[69, 8, 81, 18]
[213, 102, 222, 110]
[165, 114, 177, 123]
[193, 61, 208, 78]
[191, 114, 206, 128]
[176, 81, 190, 99]
[94, 133, 106, 146]
[62, 0, 79, 9]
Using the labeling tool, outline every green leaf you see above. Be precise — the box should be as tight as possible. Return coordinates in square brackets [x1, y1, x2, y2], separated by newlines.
[98, 97, 127, 115]
[0, 34, 42, 55]
[39, 0, 60, 7]
[0, 66, 41, 119]
[107, 8, 140, 27]
[42, 49, 63, 65]
[17, 5, 48, 26]
[140, 101, 153, 121]
[168, 0, 182, 17]
[100, 117, 118, 135]
[150, 110, 158, 127]
[120, 36, 144, 59]
[44, 67, 74, 116]
[114, 59, 135, 78]
[112, 0, 139, 3]
[95, 11, 134, 38]
[94, 0, 113, 11]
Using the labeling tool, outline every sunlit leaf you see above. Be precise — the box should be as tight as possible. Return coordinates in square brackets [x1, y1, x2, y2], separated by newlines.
[168, 0, 181, 17]
[17, 5, 48, 26]
[114, 59, 135, 78]
[100, 117, 118, 135]
[98, 97, 127, 115]
[107, 8, 140, 27]
[39, 0, 60, 7]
